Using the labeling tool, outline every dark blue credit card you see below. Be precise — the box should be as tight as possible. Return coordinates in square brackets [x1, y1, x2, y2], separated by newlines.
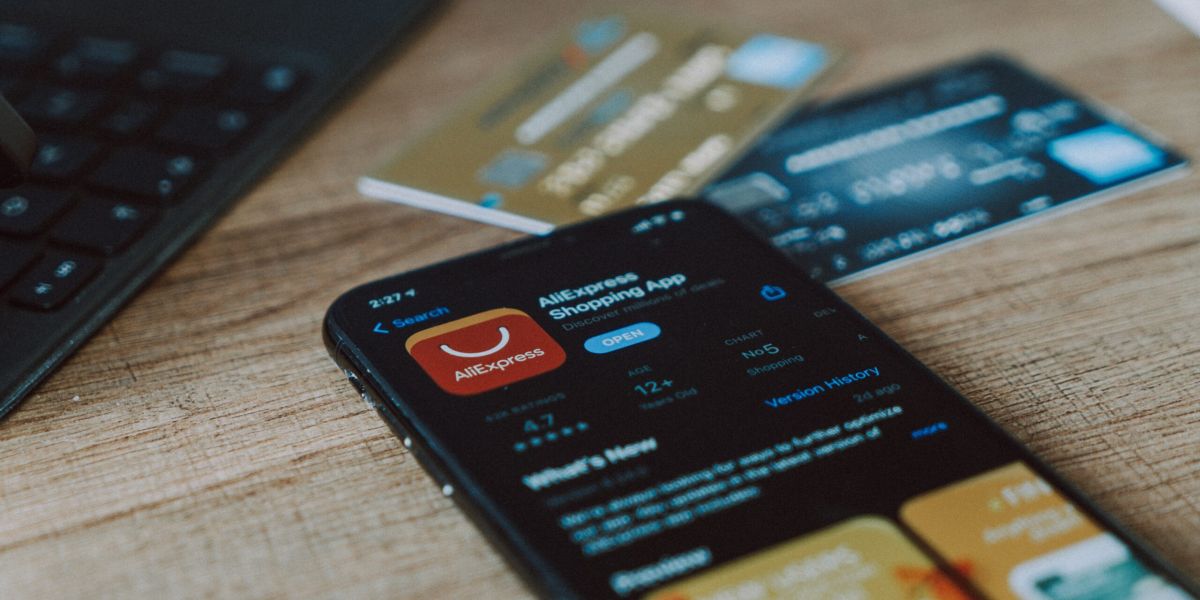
[705, 54, 1188, 284]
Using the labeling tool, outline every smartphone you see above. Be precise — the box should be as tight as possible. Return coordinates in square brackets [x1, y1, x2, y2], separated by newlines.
[324, 200, 1196, 599]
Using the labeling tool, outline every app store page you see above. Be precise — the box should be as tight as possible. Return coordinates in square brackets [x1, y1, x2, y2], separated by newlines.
[336, 205, 1192, 599]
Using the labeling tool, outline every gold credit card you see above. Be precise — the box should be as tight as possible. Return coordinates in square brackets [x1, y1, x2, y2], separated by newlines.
[359, 12, 839, 233]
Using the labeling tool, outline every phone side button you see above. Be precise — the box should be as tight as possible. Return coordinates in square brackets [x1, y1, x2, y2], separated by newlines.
[344, 372, 456, 497]
[342, 369, 377, 411]
[407, 442, 454, 496]
[343, 367, 411, 445]
[368, 391, 411, 442]
[397, 430, 456, 498]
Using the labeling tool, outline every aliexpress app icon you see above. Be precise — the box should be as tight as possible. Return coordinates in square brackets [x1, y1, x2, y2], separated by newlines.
[405, 308, 566, 396]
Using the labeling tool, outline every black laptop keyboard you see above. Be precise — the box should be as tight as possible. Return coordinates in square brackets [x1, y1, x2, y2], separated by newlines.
[0, 22, 302, 310]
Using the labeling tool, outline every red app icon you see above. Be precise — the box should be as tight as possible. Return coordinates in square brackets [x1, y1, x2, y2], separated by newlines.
[405, 308, 566, 396]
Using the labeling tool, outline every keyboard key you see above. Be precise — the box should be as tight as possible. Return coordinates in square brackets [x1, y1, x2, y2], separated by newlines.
[0, 240, 38, 289]
[100, 99, 162, 138]
[30, 135, 102, 180]
[9, 252, 100, 310]
[0, 186, 73, 235]
[53, 37, 140, 82]
[225, 65, 302, 105]
[0, 23, 48, 70]
[156, 106, 252, 150]
[51, 197, 154, 255]
[17, 86, 109, 128]
[87, 147, 200, 201]
[138, 50, 229, 96]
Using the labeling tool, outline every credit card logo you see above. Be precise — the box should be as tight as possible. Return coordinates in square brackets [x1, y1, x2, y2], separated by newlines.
[406, 308, 566, 396]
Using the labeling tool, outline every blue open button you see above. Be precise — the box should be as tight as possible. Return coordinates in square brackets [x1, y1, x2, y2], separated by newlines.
[584, 322, 661, 354]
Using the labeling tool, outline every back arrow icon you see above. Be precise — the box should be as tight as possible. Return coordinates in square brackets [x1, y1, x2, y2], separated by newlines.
[373, 322, 390, 334]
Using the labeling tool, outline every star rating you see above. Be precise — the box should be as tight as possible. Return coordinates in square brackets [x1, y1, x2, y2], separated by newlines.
[514, 421, 590, 452]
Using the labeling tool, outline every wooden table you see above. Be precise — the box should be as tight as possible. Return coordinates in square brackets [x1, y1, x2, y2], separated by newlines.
[3, 0, 1198, 597]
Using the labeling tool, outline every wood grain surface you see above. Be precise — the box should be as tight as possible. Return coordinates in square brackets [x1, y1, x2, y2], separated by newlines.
[2, 0, 1198, 597]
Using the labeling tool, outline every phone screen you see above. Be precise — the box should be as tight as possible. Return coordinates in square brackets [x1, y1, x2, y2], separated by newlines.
[326, 201, 1194, 599]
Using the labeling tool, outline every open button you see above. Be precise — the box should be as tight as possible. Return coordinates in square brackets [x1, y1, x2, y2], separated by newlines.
[584, 322, 661, 354]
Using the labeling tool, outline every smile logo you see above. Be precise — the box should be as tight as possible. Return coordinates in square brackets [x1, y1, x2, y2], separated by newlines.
[406, 308, 566, 396]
